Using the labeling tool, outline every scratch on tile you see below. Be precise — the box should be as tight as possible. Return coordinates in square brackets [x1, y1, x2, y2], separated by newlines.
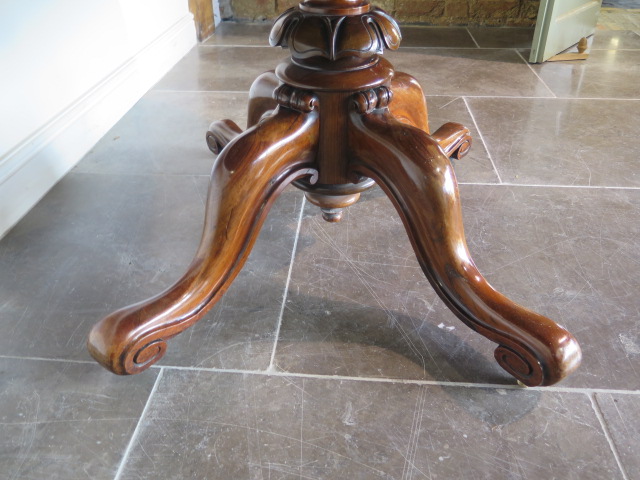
[402, 386, 428, 480]
[619, 333, 640, 355]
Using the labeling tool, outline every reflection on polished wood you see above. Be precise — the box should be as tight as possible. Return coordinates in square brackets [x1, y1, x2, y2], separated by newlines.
[88, 0, 582, 386]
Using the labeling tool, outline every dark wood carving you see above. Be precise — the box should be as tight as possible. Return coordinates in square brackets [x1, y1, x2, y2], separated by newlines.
[89, 0, 582, 386]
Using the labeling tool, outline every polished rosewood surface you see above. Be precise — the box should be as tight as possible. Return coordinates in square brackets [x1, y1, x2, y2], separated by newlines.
[88, 0, 581, 386]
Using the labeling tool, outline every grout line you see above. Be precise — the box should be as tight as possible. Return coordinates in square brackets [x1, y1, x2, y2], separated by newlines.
[147, 89, 640, 101]
[425, 94, 640, 100]
[589, 393, 630, 480]
[151, 89, 250, 94]
[199, 44, 640, 53]
[462, 96, 503, 183]
[70, 171, 212, 178]
[3, 354, 639, 396]
[267, 195, 306, 372]
[67, 172, 640, 191]
[198, 44, 273, 48]
[514, 49, 558, 98]
[152, 364, 640, 396]
[0, 354, 95, 365]
[465, 27, 481, 48]
[458, 181, 640, 191]
[113, 368, 164, 480]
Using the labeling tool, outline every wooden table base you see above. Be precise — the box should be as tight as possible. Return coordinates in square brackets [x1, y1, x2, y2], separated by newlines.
[87, 0, 582, 386]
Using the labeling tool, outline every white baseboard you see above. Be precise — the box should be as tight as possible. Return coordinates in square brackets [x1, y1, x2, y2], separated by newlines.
[0, 14, 197, 239]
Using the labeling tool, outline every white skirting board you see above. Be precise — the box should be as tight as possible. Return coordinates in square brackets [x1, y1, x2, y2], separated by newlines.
[0, 14, 197, 239]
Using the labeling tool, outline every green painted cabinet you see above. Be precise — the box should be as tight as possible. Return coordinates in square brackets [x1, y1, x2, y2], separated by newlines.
[530, 0, 603, 63]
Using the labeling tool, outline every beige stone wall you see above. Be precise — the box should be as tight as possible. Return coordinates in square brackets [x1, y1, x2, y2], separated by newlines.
[226, 0, 540, 26]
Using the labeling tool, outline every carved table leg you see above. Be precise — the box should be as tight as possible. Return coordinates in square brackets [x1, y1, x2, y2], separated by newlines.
[247, 71, 279, 127]
[348, 110, 581, 386]
[389, 71, 430, 132]
[88, 107, 319, 374]
[206, 71, 280, 155]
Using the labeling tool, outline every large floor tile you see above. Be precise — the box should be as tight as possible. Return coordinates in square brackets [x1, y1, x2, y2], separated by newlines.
[426, 96, 498, 183]
[153, 45, 286, 92]
[595, 393, 640, 479]
[400, 26, 477, 48]
[465, 97, 640, 187]
[118, 370, 623, 479]
[467, 27, 534, 49]
[466, 28, 640, 51]
[75, 91, 248, 176]
[0, 172, 303, 369]
[387, 48, 553, 97]
[0, 358, 157, 480]
[203, 22, 273, 46]
[530, 49, 640, 99]
[275, 185, 640, 390]
[590, 29, 640, 50]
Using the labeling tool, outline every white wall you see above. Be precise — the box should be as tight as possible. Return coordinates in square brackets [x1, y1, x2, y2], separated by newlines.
[0, 0, 197, 238]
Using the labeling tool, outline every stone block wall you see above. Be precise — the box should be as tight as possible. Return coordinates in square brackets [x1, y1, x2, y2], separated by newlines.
[221, 0, 540, 26]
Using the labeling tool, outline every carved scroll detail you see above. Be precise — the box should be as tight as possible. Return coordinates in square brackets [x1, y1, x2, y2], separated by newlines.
[353, 86, 393, 114]
[274, 85, 319, 112]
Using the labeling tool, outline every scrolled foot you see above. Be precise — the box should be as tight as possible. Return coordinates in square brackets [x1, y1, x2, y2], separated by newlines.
[89, 107, 320, 374]
[348, 110, 581, 386]
[432, 122, 472, 160]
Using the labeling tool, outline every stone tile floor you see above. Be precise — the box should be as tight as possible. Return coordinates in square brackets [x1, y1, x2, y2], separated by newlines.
[1, 23, 640, 480]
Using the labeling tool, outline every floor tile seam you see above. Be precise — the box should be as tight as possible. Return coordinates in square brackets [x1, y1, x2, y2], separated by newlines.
[513, 49, 558, 98]
[458, 95, 640, 101]
[464, 27, 481, 48]
[0, 354, 96, 364]
[113, 367, 164, 480]
[459, 181, 640, 191]
[147, 89, 640, 101]
[462, 96, 503, 183]
[2, 354, 639, 396]
[197, 44, 273, 48]
[69, 171, 212, 179]
[150, 88, 250, 94]
[199, 44, 640, 52]
[589, 47, 640, 51]
[399, 46, 539, 51]
[0, 417, 141, 427]
[588, 393, 630, 480]
[198, 44, 533, 50]
[268, 196, 306, 371]
[154, 364, 640, 395]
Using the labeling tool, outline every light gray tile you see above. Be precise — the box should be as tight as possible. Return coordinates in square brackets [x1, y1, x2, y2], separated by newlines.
[275, 185, 640, 390]
[0, 358, 157, 480]
[203, 22, 273, 46]
[530, 49, 640, 99]
[153, 45, 287, 92]
[590, 30, 640, 50]
[75, 91, 248, 176]
[595, 393, 640, 479]
[467, 27, 534, 49]
[426, 95, 498, 183]
[387, 48, 554, 97]
[465, 97, 640, 187]
[400, 26, 477, 48]
[117, 370, 623, 479]
[0, 172, 303, 370]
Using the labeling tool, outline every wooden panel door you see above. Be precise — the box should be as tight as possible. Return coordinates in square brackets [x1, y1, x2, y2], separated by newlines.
[530, 0, 603, 63]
